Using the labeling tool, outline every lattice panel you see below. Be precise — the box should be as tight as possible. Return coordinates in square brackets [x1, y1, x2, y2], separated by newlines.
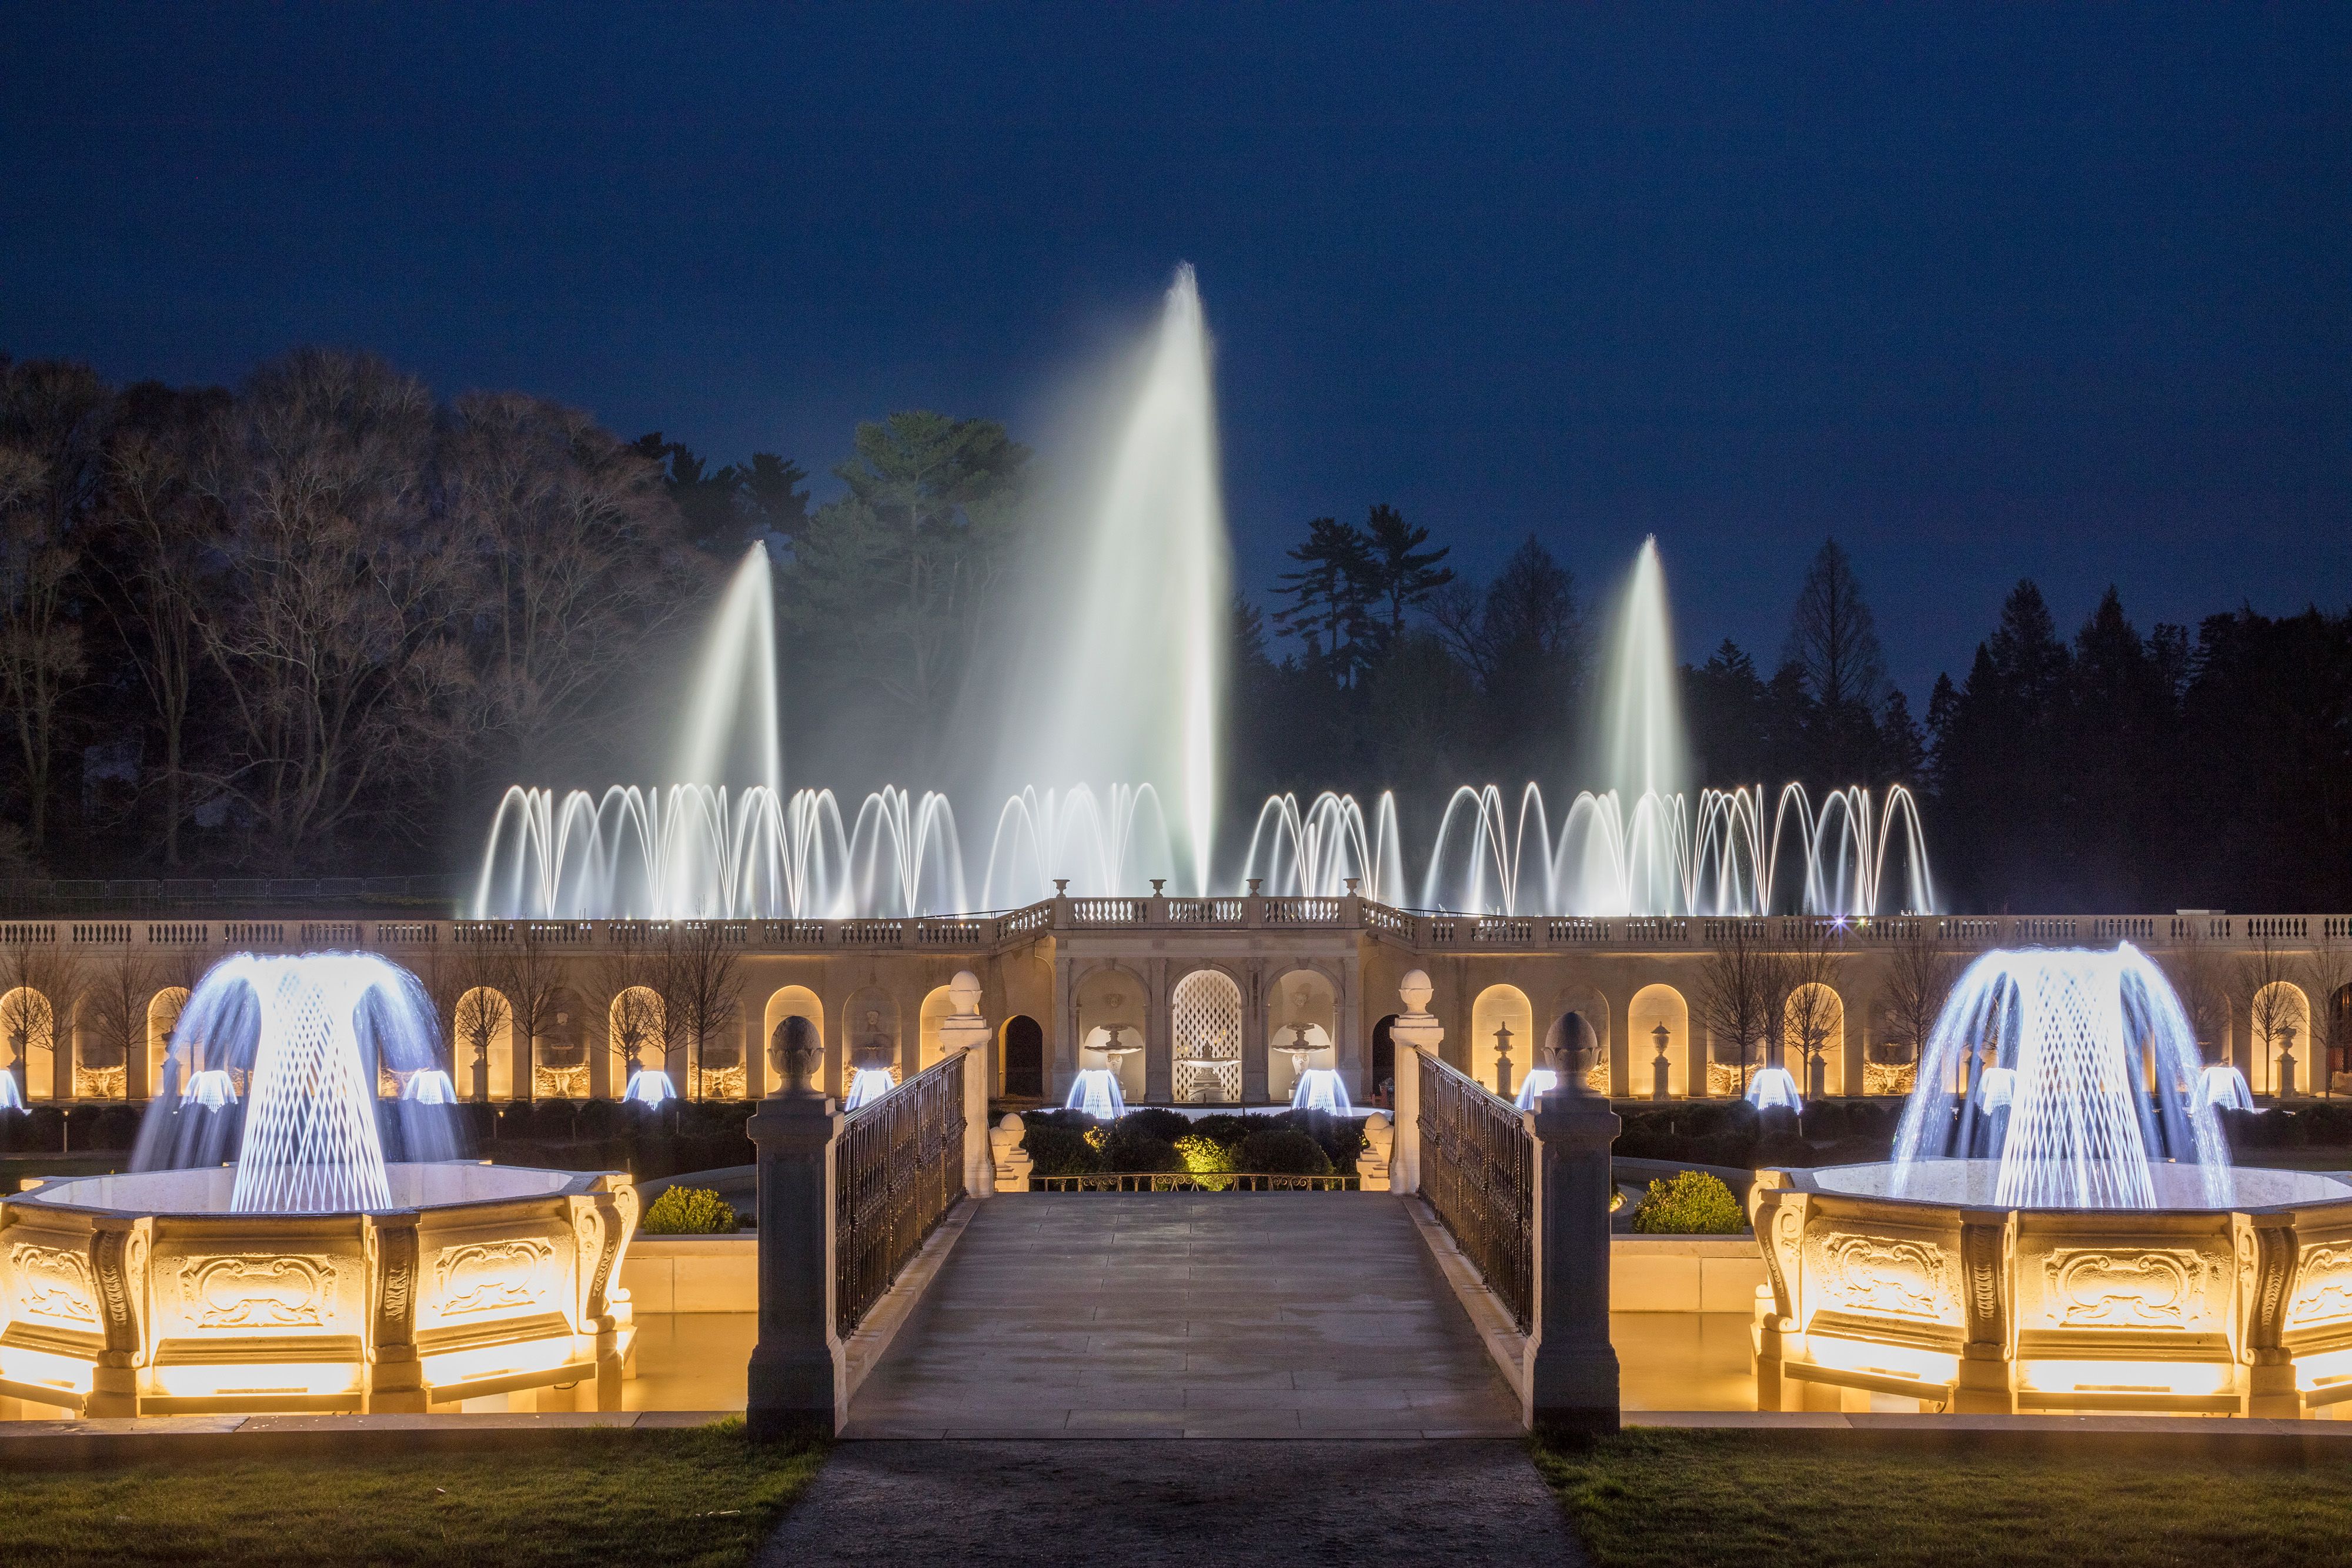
[1172, 969, 1242, 1103]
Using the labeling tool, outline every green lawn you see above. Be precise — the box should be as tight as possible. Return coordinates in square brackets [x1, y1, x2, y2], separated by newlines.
[6, 1421, 823, 1568]
[1539, 1427, 2352, 1568]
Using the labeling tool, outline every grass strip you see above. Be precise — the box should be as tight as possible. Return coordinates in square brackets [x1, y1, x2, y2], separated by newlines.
[6, 1419, 822, 1568]
[1538, 1427, 2352, 1568]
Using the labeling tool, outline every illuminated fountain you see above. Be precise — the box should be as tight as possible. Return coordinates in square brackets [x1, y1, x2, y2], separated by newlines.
[1745, 1068, 1803, 1114]
[1752, 944, 2352, 1418]
[0, 953, 637, 1417]
[1065, 1021, 1134, 1120]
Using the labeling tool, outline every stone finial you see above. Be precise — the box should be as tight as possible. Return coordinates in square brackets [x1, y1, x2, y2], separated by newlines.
[1398, 969, 1434, 1013]
[990, 1111, 1034, 1192]
[769, 1014, 822, 1097]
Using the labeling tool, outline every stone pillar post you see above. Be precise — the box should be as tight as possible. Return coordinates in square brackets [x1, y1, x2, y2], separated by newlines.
[1241, 964, 1269, 1102]
[1144, 957, 1173, 1104]
[746, 1018, 847, 1439]
[1387, 971, 1444, 1196]
[1050, 954, 1078, 1103]
[1526, 1032, 1621, 1436]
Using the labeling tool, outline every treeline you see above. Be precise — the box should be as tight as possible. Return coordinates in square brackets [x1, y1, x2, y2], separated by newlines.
[4, 348, 2347, 910]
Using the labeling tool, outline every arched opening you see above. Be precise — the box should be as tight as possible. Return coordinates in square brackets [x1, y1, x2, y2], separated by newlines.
[1782, 982, 1847, 1098]
[760, 985, 823, 1093]
[2331, 985, 2352, 1094]
[2, 986, 56, 1101]
[844, 987, 902, 1098]
[1001, 1014, 1045, 1098]
[1469, 984, 1534, 1099]
[919, 985, 956, 1070]
[536, 987, 589, 1098]
[148, 986, 190, 1099]
[608, 984, 667, 1094]
[454, 985, 515, 1100]
[1629, 983, 1690, 1099]
[2253, 980, 2312, 1097]
[1370, 1014, 1398, 1106]
[1172, 968, 1243, 1104]
[1268, 969, 1337, 1104]
[1075, 969, 1147, 1104]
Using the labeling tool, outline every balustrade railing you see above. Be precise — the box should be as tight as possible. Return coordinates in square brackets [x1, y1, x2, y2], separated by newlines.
[834, 1050, 968, 1338]
[1417, 1050, 1534, 1333]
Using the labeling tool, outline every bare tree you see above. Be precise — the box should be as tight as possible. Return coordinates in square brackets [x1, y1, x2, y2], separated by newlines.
[497, 924, 569, 1100]
[2237, 928, 2308, 1096]
[0, 925, 86, 1099]
[89, 393, 225, 865]
[659, 921, 744, 1098]
[442, 392, 703, 787]
[193, 350, 464, 861]
[0, 360, 112, 850]
[591, 924, 666, 1085]
[1877, 921, 1963, 1094]
[1694, 918, 1788, 1096]
[450, 947, 514, 1101]
[2162, 923, 2231, 1064]
[77, 946, 161, 1099]
[1780, 918, 1850, 1098]
[2303, 930, 2352, 1098]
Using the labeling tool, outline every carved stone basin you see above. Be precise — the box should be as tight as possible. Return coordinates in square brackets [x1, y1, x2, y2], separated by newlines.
[0, 1163, 638, 1417]
[1752, 1161, 2352, 1418]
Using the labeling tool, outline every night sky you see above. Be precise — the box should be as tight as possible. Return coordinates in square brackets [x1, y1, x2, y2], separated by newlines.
[5, 3, 2346, 705]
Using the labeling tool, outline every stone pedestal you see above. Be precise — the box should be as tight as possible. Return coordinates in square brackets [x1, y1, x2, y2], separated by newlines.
[1358, 1111, 1393, 1192]
[1527, 1077, 1621, 1436]
[746, 1022, 846, 1439]
[990, 1112, 1034, 1192]
[1387, 971, 1444, 1196]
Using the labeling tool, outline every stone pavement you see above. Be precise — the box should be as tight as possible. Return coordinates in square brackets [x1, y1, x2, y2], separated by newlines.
[757, 1437, 1587, 1567]
[839, 1191, 1524, 1438]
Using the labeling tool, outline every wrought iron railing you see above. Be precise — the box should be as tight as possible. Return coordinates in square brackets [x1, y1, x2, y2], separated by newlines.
[834, 1050, 967, 1338]
[1031, 1172, 1358, 1192]
[1418, 1049, 1534, 1333]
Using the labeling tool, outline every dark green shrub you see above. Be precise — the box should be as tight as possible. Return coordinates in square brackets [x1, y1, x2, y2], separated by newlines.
[1235, 1128, 1332, 1175]
[1798, 1102, 1847, 1141]
[1630, 1170, 1748, 1234]
[1174, 1133, 1238, 1190]
[1721, 1100, 1760, 1138]
[1188, 1113, 1258, 1148]
[641, 1185, 737, 1234]
[1118, 1107, 1193, 1144]
[1752, 1132, 1815, 1169]
[1278, 1108, 1366, 1174]
[1020, 1119, 1104, 1176]
[1101, 1126, 1182, 1173]
[1756, 1105, 1800, 1141]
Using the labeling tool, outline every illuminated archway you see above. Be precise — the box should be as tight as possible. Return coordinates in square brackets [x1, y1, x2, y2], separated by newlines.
[2253, 981, 2313, 1096]
[1268, 969, 1337, 1104]
[1629, 983, 1690, 1098]
[1782, 982, 1847, 1096]
[1172, 968, 1243, 1103]
[1549, 983, 1611, 1095]
[455, 985, 516, 1099]
[1, 986, 56, 1101]
[761, 984, 823, 1090]
[148, 986, 190, 1098]
[608, 985, 667, 1092]
[919, 985, 956, 1069]
[1075, 968, 1147, 1104]
[1469, 984, 1534, 1099]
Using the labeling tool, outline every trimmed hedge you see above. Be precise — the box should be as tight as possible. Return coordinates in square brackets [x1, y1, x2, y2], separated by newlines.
[1630, 1169, 1749, 1234]
[641, 1184, 738, 1234]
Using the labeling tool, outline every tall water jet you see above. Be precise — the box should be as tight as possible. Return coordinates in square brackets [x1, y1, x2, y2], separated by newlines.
[1593, 537, 1689, 912]
[674, 541, 784, 800]
[995, 264, 1228, 894]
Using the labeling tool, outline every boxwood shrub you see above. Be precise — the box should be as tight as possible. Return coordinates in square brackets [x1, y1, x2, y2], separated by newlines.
[1629, 1169, 1748, 1234]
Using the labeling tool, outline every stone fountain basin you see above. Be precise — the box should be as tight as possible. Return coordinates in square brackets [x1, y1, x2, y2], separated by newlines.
[1752, 1160, 2352, 1419]
[0, 1162, 639, 1417]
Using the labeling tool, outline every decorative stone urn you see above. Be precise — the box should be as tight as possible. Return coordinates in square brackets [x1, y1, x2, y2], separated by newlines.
[935, 969, 991, 1059]
[990, 1113, 1034, 1193]
[1390, 969, 1445, 1056]
[769, 1015, 823, 1097]
[1358, 1112, 1394, 1191]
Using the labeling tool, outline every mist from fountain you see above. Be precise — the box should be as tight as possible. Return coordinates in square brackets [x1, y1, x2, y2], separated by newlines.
[1891, 944, 2232, 1210]
[133, 952, 462, 1213]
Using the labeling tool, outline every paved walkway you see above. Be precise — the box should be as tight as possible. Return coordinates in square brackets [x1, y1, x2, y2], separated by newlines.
[840, 1192, 1524, 1438]
[758, 1438, 1587, 1567]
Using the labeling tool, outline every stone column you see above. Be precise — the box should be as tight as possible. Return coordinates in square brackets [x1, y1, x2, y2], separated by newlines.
[1144, 957, 1173, 1104]
[1241, 963, 1269, 1102]
[1526, 1034, 1621, 1435]
[746, 1018, 847, 1439]
[1387, 971, 1444, 1196]
[1050, 953, 1078, 1102]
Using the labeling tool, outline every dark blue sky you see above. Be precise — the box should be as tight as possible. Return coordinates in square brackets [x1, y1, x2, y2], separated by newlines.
[5, 3, 2345, 704]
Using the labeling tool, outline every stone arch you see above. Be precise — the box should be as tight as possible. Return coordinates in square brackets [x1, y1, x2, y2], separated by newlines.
[843, 985, 902, 1093]
[455, 985, 516, 1100]
[1370, 1014, 1399, 1105]
[1, 985, 56, 1101]
[2330, 985, 2352, 1092]
[148, 985, 190, 1099]
[1782, 982, 1847, 1097]
[1172, 967, 1244, 1104]
[1075, 965, 1148, 1104]
[607, 985, 667, 1094]
[1469, 984, 1534, 1099]
[1001, 1014, 1045, 1098]
[919, 984, 956, 1070]
[1268, 968, 1338, 1104]
[1628, 983, 1692, 1099]
[761, 984, 823, 1091]
[2253, 980, 2313, 1096]
[536, 987, 590, 1098]
[1548, 982, 1611, 1095]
